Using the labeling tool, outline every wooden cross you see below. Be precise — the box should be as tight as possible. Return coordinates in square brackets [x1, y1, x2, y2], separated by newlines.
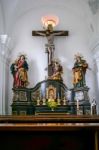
[32, 30, 68, 45]
[32, 28, 69, 76]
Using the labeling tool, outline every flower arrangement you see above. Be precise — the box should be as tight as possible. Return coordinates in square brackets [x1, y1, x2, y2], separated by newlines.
[47, 98, 57, 111]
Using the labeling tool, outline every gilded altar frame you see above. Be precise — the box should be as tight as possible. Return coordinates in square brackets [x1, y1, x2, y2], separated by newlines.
[46, 85, 56, 99]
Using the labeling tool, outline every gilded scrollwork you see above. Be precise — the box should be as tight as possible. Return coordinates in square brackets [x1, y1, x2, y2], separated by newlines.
[31, 89, 40, 102]
[19, 91, 27, 101]
[13, 91, 19, 101]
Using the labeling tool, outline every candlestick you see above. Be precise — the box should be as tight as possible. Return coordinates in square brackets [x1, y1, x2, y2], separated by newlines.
[91, 105, 92, 115]
[57, 93, 60, 105]
[58, 93, 59, 99]
[37, 97, 40, 106]
[77, 99, 79, 109]
[57, 98, 60, 105]
[40, 91, 42, 100]
[63, 97, 66, 105]
[43, 97, 46, 105]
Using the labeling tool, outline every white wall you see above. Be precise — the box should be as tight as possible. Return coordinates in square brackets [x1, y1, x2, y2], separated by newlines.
[0, 55, 3, 114]
[0, 1, 4, 34]
[0, 54, 7, 115]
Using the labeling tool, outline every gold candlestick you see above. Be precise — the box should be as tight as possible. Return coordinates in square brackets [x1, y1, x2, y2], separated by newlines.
[57, 98, 60, 105]
[63, 97, 66, 105]
[37, 97, 40, 106]
[43, 97, 46, 105]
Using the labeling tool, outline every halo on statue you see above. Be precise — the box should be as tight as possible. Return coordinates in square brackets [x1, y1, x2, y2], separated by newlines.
[74, 52, 83, 60]
[18, 53, 27, 59]
[53, 58, 61, 64]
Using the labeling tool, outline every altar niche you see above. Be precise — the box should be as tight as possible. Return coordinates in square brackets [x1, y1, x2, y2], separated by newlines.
[32, 24, 68, 77]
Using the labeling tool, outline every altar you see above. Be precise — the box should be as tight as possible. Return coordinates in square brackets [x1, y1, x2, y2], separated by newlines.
[11, 79, 90, 115]
[11, 16, 92, 116]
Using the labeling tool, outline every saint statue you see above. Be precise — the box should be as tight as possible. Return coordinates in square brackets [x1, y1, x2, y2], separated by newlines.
[10, 54, 29, 88]
[72, 53, 88, 88]
[49, 59, 63, 81]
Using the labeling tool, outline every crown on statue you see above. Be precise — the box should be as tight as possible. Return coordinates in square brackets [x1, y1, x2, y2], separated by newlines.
[74, 52, 84, 60]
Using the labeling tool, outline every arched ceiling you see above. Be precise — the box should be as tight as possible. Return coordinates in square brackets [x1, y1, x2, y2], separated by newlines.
[0, 0, 97, 33]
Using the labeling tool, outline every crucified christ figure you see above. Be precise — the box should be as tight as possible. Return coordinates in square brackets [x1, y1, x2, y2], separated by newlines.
[32, 24, 68, 76]
[33, 25, 67, 65]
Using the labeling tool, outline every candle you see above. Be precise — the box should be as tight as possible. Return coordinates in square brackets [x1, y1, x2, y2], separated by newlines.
[77, 99, 79, 109]
[40, 90, 42, 100]
[58, 93, 59, 99]
[91, 105, 92, 115]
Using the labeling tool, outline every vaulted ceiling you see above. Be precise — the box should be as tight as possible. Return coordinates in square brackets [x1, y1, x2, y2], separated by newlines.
[0, 0, 98, 32]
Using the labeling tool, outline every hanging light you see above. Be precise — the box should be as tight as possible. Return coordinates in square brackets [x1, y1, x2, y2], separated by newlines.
[41, 15, 59, 29]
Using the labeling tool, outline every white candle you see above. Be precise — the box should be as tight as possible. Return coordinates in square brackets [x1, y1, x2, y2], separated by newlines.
[91, 105, 92, 115]
[77, 99, 79, 109]
[58, 93, 59, 99]
[40, 91, 42, 100]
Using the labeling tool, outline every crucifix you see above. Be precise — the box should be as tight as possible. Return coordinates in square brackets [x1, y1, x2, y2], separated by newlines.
[32, 23, 69, 77]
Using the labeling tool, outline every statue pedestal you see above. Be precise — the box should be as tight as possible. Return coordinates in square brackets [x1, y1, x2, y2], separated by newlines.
[70, 86, 91, 115]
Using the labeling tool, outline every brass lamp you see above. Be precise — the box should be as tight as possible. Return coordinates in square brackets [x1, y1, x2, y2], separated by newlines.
[41, 15, 59, 30]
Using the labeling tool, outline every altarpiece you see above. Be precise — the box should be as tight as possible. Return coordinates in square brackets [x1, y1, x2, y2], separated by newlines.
[11, 16, 91, 115]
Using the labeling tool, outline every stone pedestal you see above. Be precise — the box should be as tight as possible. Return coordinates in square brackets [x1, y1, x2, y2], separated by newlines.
[70, 86, 91, 115]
